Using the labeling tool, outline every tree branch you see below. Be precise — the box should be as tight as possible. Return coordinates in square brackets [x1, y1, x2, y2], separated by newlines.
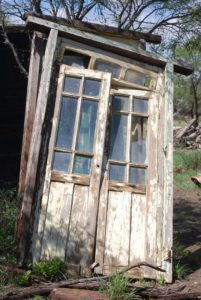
[1, 18, 28, 77]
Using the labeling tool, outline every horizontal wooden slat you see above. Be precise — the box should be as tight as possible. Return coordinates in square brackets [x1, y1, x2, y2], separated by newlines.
[51, 171, 90, 185]
[108, 181, 146, 194]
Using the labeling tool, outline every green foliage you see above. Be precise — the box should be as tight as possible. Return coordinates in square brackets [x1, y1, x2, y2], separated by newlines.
[173, 238, 188, 261]
[156, 275, 166, 286]
[100, 273, 140, 300]
[174, 40, 201, 119]
[0, 267, 8, 287]
[0, 184, 19, 263]
[173, 262, 191, 280]
[173, 238, 190, 280]
[15, 270, 32, 286]
[174, 150, 201, 192]
[32, 258, 67, 282]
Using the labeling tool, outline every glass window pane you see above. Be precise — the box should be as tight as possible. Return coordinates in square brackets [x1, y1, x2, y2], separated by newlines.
[63, 51, 90, 69]
[76, 100, 98, 153]
[125, 69, 146, 86]
[110, 114, 128, 161]
[112, 95, 129, 111]
[83, 79, 101, 97]
[130, 167, 146, 185]
[130, 116, 147, 164]
[94, 60, 120, 78]
[109, 164, 125, 182]
[132, 98, 148, 114]
[73, 155, 91, 175]
[52, 152, 71, 172]
[56, 97, 77, 149]
[64, 76, 81, 94]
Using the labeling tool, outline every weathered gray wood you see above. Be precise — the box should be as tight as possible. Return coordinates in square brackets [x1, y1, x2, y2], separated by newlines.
[18, 31, 44, 196]
[24, 13, 161, 44]
[108, 181, 146, 193]
[65, 184, 89, 273]
[162, 63, 174, 283]
[25, 15, 168, 69]
[104, 191, 131, 267]
[129, 194, 146, 264]
[144, 86, 159, 279]
[32, 64, 65, 263]
[17, 28, 58, 264]
[79, 72, 111, 272]
[155, 73, 165, 277]
[26, 15, 193, 75]
[51, 171, 90, 185]
[95, 171, 109, 274]
[41, 181, 74, 260]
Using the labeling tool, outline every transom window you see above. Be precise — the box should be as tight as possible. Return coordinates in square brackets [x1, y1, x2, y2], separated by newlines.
[52, 74, 102, 175]
[109, 92, 148, 186]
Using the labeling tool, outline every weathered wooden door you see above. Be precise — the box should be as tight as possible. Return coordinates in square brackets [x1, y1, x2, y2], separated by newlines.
[32, 65, 111, 274]
[95, 87, 163, 279]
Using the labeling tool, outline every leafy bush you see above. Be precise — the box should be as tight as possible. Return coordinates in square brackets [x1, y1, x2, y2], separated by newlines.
[32, 258, 67, 281]
[15, 270, 32, 286]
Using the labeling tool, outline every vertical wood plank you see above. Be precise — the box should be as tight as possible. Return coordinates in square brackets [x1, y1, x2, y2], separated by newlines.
[129, 194, 146, 264]
[144, 86, 159, 278]
[32, 65, 66, 262]
[163, 63, 174, 283]
[66, 185, 89, 268]
[17, 28, 58, 264]
[155, 73, 165, 274]
[95, 171, 109, 274]
[18, 32, 44, 196]
[41, 181, 74, 260]
[80, 72, 111, 271]
[104, 191, 131, 267]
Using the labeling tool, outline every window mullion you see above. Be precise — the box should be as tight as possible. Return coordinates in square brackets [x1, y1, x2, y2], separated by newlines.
[126, 95, 132, 182]
[69, 76, 85, 173]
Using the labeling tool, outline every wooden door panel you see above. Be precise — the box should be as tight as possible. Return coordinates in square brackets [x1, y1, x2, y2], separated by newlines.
[32, 66, 111, 273]
[104, 191, 131, 267]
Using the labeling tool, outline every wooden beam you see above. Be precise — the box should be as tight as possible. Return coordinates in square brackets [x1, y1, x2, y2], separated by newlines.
[18, 31, 45, 196]
[163, 62, 174, 283]
[24, 12, 162, 44]
[25, 16, 167, 69]
[17, 28, 58, 264]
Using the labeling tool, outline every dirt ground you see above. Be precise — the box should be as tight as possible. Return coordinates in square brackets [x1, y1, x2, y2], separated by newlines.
[173, 186, 201, 294]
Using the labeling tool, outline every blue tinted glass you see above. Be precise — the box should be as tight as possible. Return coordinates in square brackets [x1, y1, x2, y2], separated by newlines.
[83, 79, 101, 97]
[53, 152, 71, 172]
[130, 167, 146, 185]
[130, 116, 147, 164]
[64, 76, 81, 94]
[73, 155, 91, 175]
[76, 100, 98, 153]
[56, 97, 77, 149]
[112, 95, 129, 111]
[109, 164, 125, 182]
[110, 114, 127, 161]
[132, 98, 148, 114]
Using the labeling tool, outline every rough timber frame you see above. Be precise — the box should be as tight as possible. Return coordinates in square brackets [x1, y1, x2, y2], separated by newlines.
[17, 28, 58, 263]
[17, 15, 191, 282]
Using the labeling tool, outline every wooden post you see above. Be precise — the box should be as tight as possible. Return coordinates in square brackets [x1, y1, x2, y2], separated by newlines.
[18, 32, 45, 196]
[163, 62, 174, 283]
[17, 28, 58, 264]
